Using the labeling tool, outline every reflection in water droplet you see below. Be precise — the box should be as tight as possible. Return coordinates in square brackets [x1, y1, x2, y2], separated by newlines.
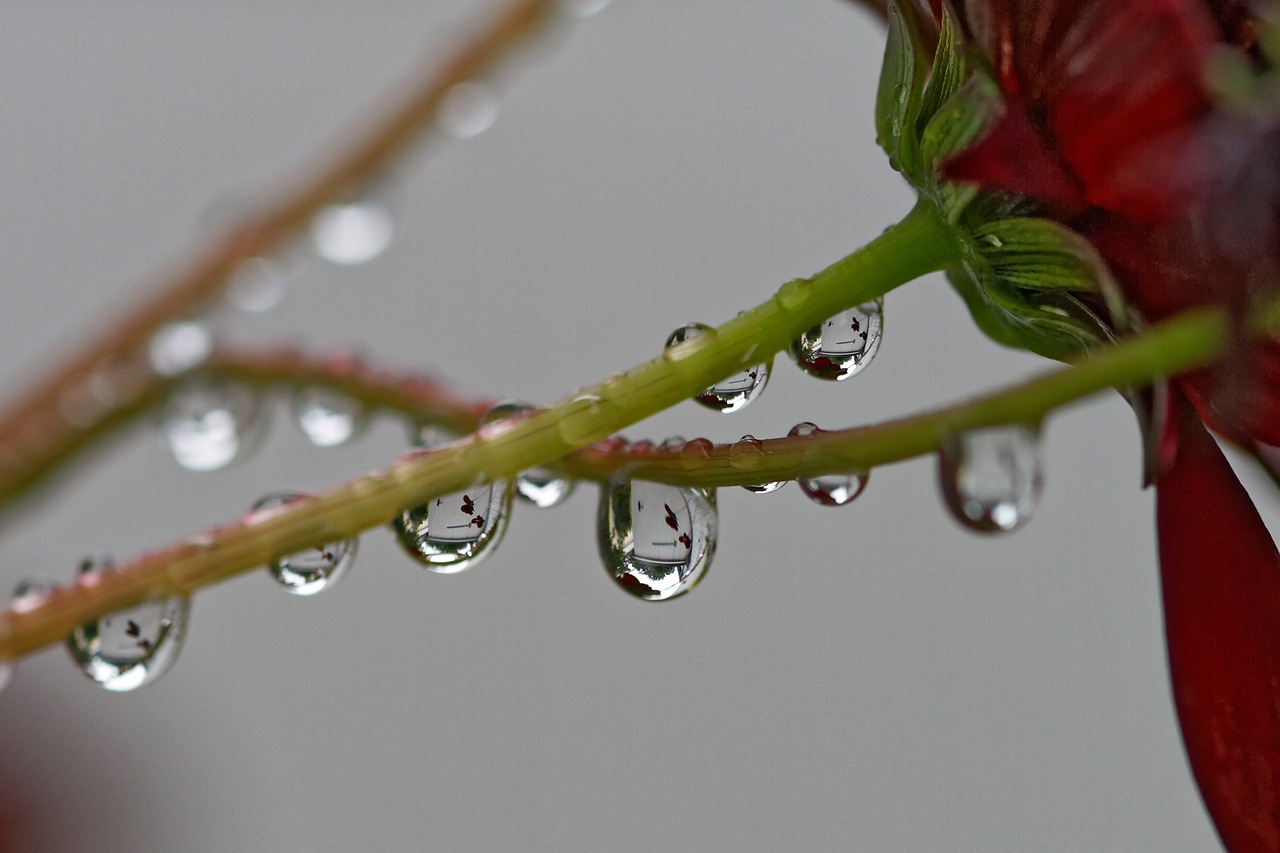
[559, 0, 612, 18]
[439, 81, 499, 138]
[598, 479, 717, 601]
[66, 559, 191, 692]
[939, 424, 1044, 533]
[161, 381, 264, 472]
[291, 387, 365, 448]
[790, 299, 884, 381]
[480, 400, 576, 508]
[227, 256, 289, 313]
[148, 321, 212, 377]
[250, 493, 358, 595]
[732, 435, 785, 493]
[310, 198, 395, 265]
[787, 422, 868, 506]
[664, 323, 769, 413]
[392, 426, 511, 573]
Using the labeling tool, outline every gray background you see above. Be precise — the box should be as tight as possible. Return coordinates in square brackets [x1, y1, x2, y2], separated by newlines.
[0, 2, 1272, 851]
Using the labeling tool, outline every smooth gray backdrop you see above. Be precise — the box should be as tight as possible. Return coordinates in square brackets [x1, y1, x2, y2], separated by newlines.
[0, 3, 1272, 851]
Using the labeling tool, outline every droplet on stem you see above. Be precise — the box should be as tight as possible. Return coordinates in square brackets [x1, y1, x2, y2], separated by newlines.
[732, 434, 785, 493]
[480, 400, 576, 508]
[787, 422, 868, 506]
[66, 558, 191, 692]
[938, 424, 1044, 533]
[790, 299, 884, 381]
[0, 579, 54, 694]
[391, 426, 511, 573]
[161, 381, 265, 472]
[439, 81, 499, 139]
[148, 321, 213, 377]
[250, 493, 358, 595]
[310, 194, 396, 265]
[291, 387, 366, 448]
[664, 323, 769, 413]
[597, 479, 717, 601]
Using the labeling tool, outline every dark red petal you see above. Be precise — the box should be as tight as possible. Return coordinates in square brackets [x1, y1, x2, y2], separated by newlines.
[942, 99, 1085, 213]
[1158, 395, 1280, 852]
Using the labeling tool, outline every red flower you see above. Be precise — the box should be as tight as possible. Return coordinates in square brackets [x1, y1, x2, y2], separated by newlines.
[911, 0, 1280, 848]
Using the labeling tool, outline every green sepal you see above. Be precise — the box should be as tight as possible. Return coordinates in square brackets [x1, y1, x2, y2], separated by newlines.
[875, 0, 927, 176]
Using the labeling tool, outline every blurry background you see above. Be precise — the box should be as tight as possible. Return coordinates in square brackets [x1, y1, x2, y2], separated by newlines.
[0, 2, 1270, 850]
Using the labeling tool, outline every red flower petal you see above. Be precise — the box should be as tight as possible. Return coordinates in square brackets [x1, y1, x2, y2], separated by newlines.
[1158, 394, 1280, 851]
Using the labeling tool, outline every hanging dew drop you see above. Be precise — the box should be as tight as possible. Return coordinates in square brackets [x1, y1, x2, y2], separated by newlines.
[310, 196, 395, 265]
[439, 81, 499, 139]
[250, 493, 358, 595]
[732, 435, 786, 493]
[664, 323, 769, 413]
[598, 479, 717, 601]
[291, 386, 366, 448]
[938, 424, 1044, 533]
[66, 558, 191, 692]
[790, 299, 884, 381]
[787, 422, 868, 506]
[161, 381, 265, 472]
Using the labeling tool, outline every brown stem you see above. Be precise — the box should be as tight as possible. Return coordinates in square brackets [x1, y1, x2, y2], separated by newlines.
[0, 0, 557, 515]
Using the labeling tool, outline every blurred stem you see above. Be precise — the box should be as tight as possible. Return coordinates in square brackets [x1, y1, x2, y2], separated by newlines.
[0, 199, 960, 661]
[0, 0, 558, 514]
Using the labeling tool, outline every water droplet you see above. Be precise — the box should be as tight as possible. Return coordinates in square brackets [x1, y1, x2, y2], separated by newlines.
[680, 437, 714, 469]
[161, 381, 265, 472]
[664, 323, 769, 413]
[478, 400, 576, 508]
[66, 559, 191, 692]
[557, 394, 620, 446]
[250, 493, 358, 595]
[310, 197, 395, 265]
[790, 299, 884, 381]
[775, 278, 813, 311]
[391, 483, 512, 573]
[0, 579, 54, 694]
[227, 256, 289, 313]
[291, 387, 365, 448]
[598, 479, 717, 601]
[148, 321, 212, 377]
[938, 424, 1044, 533]
[731, 435, 785, 493]
[439, 81, 499, 138]
[787, 422, 868, 506]
[559, 0, 612, 18]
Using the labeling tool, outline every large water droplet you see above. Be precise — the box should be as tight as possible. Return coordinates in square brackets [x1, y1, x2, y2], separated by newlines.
[250, 493, 358, 595]
[310, 196, 395, 265]
[598, 479, 717, 601]
[439, 81, 499, 138]
[161, 381, 265, 472]
[66, 559, 191, 692]
[664, 323, 769, 413]
[148, 321, 212, 377]
[732, 435, 785, 493]
[480, 400, 575, 508]
[938, 424, 1044, 533]
[787, 422, 868, 506]
[790, 299, 884, 381]
[291, 387, 366, 448]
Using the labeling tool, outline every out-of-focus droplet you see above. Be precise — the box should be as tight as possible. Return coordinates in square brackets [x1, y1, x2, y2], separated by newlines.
[598, 479, 717, 601]
[310, 197, 395, 265]
[790, 299, 884, 381]
[439, 81, 499, 138]
[66, 558, 191, 692]
[664, 323, 769, 413]
[291, 387, 366, 448]
[938, 424, 1044, 533]
[732, 434, 785, 493]
[0, 579, 53, 694]
[787, 422, 868, 506]
[227, 256, 289, 313]
[249, 493, 358, 595]
[161, 381, 264, 472]
[559, 0, 612, 18]
[480, 400, 575, 508]
[148, 321, 212, 377]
